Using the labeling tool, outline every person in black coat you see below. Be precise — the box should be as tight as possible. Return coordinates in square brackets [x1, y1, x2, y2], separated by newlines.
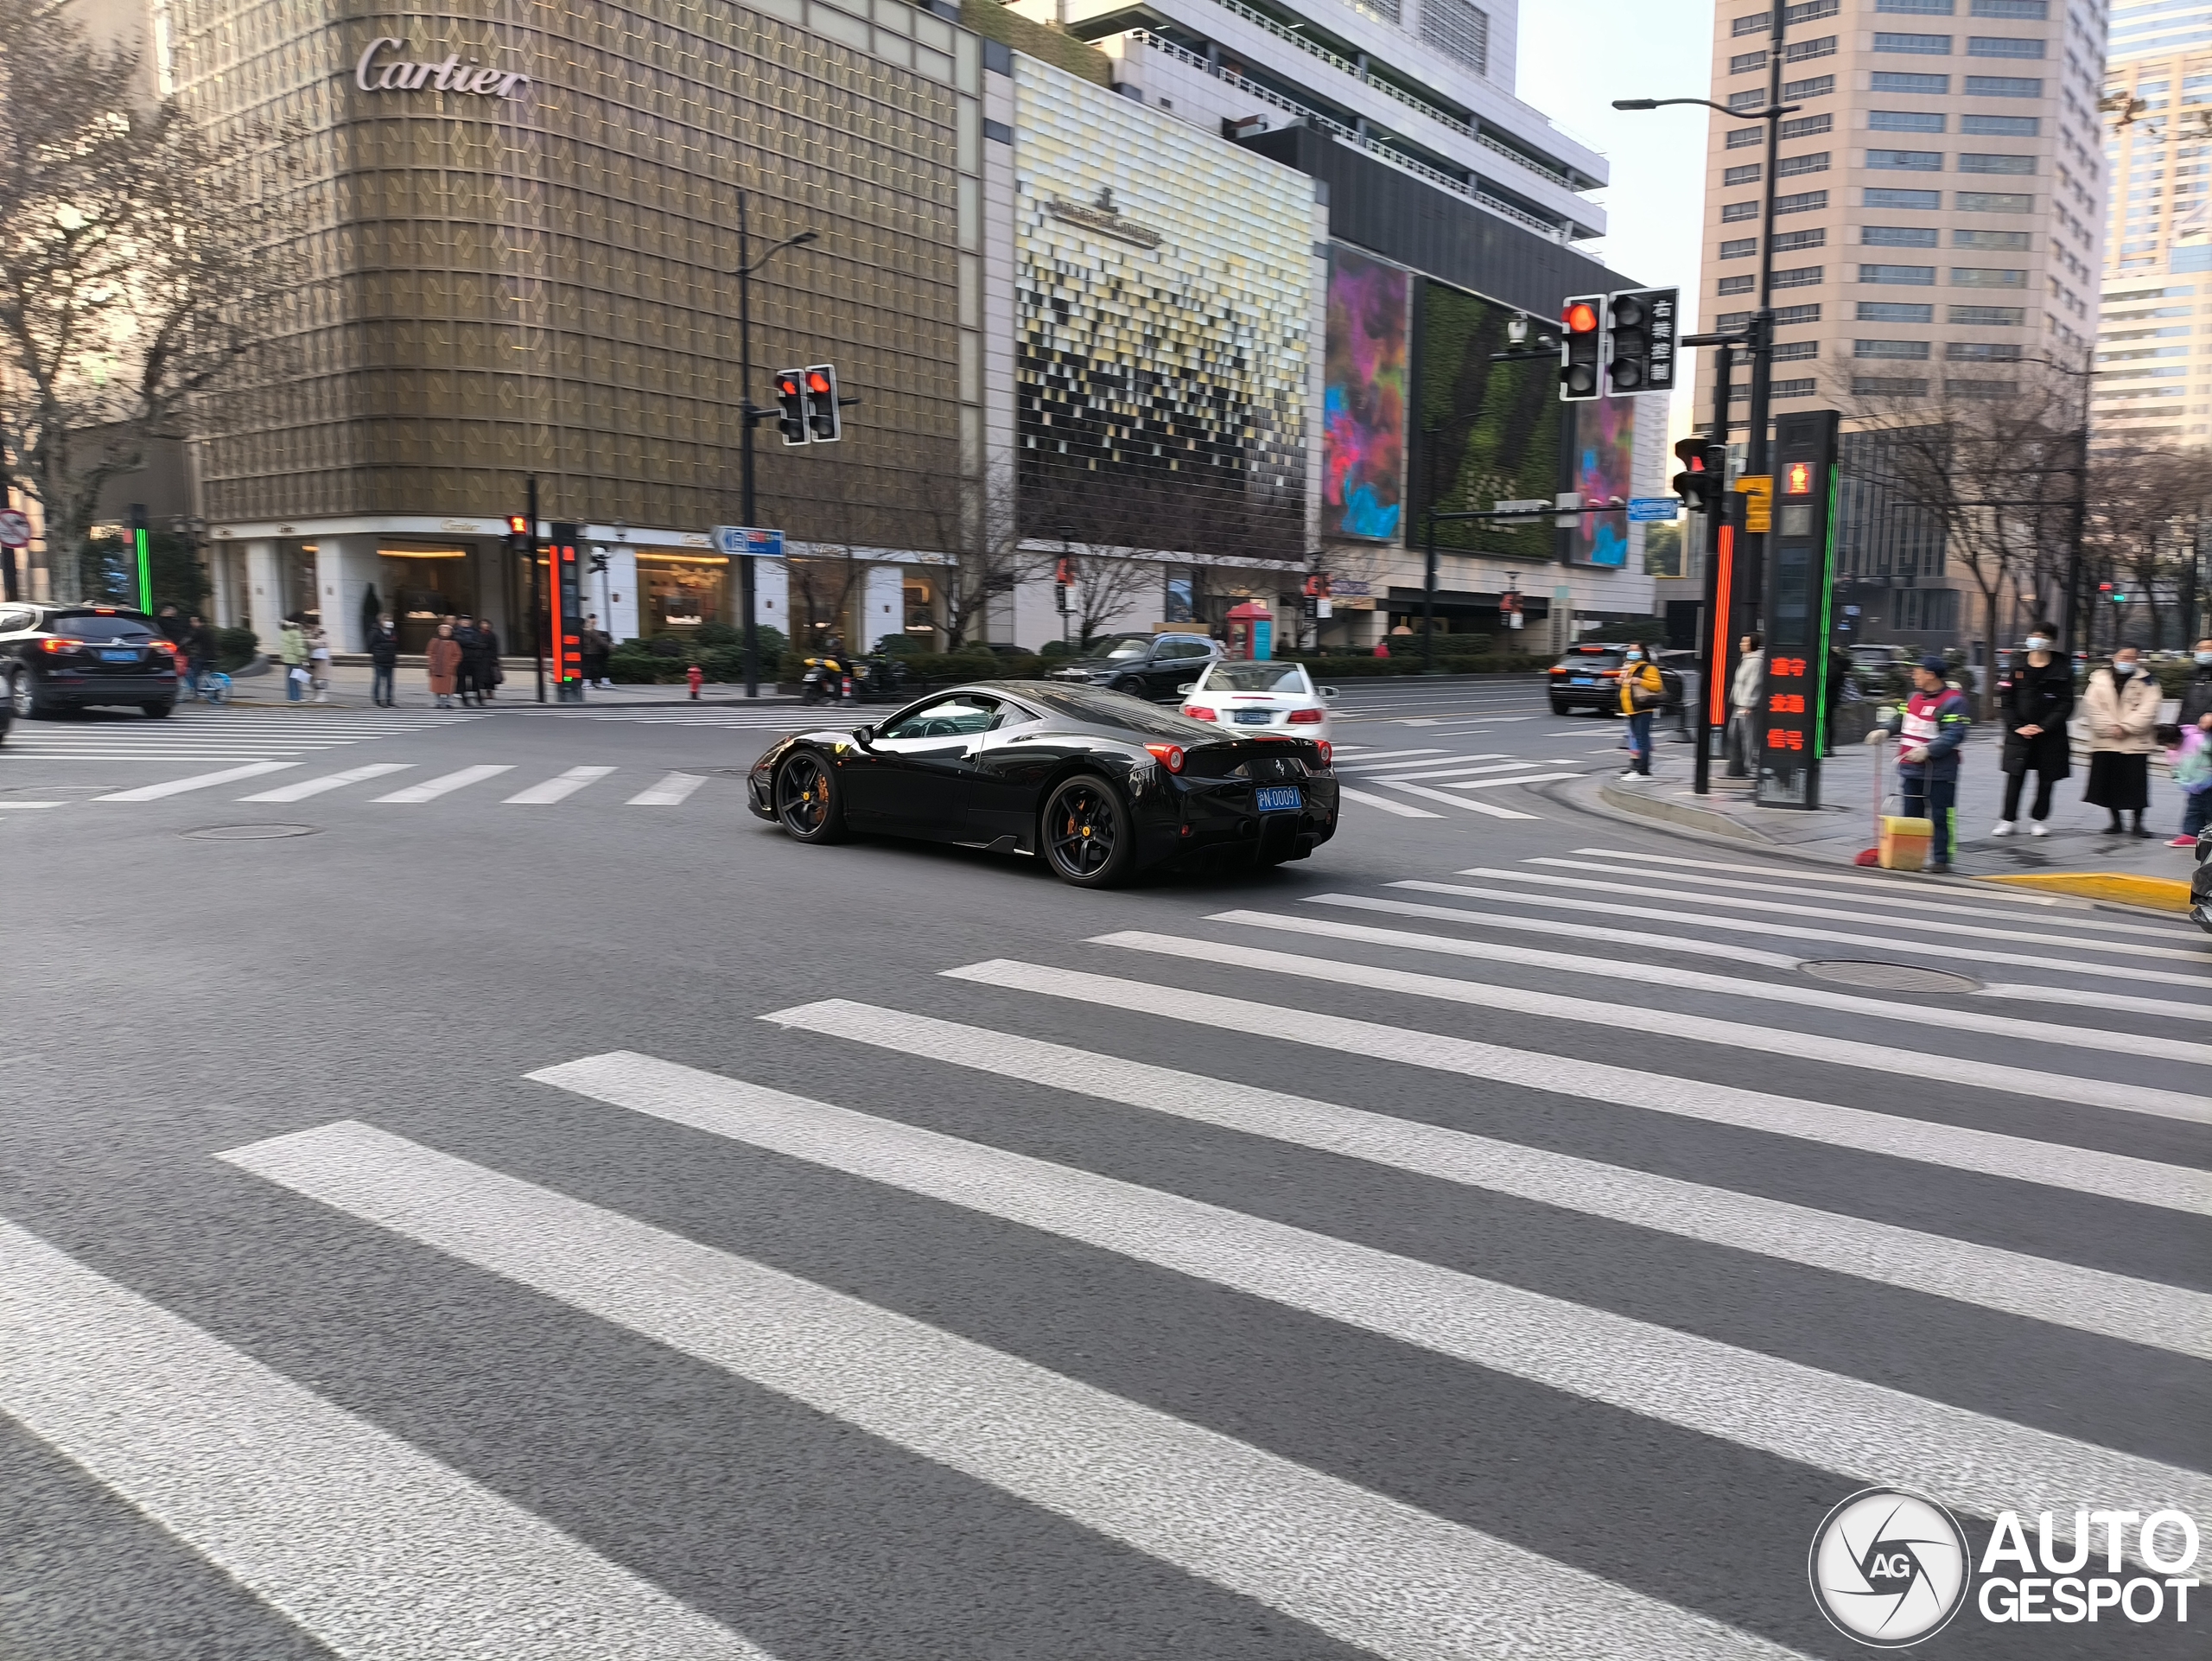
[474, 620, 502, 701]
[1992, 620, 2073, 837]
[452, 615, 483, 707]
[367, 614, 401, 707]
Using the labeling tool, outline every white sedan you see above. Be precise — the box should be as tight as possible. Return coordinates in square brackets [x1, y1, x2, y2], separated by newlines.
[1178, 659, 1337, 745]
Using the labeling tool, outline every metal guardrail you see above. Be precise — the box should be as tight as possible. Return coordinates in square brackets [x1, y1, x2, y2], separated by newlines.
[1133, 33, 1568, 241]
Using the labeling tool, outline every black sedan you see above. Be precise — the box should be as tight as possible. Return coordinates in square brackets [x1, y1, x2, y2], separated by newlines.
[3, 604, 181, 719]
[747, 681, 1338, 886]
[1545, 643, 1686, 716]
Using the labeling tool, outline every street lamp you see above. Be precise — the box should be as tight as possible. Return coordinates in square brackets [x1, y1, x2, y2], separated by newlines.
[731, 192, 817, 697]
[1617, 8, 1802, 629]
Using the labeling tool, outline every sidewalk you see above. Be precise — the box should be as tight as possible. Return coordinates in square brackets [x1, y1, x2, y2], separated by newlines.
[220, 660, 798, 710]
[1560, 735, 2202, 914]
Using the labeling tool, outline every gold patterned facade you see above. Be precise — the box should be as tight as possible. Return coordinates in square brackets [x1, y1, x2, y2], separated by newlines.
[171, 0, 981, 550]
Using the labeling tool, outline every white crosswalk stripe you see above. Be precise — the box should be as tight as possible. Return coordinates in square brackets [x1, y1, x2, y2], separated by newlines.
[8, 711, 486, 762]
[627, 771, 709, 806]
[239, 763, 415, 802]
[93, 761, 297, 800]
[6, 839, 2202, 1655]
[0, 1219, 776, 1661]
[502, 765, 615, 805]
[1380, 780, 1539, 818]
[372, 764, 515, 803]
[219, 1120, 1811, 1661]
[1333, 784, 1444, 818]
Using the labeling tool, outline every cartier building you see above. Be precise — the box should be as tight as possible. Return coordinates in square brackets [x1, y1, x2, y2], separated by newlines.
[167, 0, 989, 652]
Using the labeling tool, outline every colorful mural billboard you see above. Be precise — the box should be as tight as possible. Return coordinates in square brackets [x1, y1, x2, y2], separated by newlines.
[1324, 246, 1409, 542]
[1569, 394, 1637, 567]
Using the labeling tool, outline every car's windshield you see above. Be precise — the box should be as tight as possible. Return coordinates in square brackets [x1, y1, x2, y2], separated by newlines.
[1555, 651, 1622, 670]
[1097, 636, 1152, 661]
[1021, 684, 1217, 737]
[1204, 662, 1311, 693]
[49, 613, 157, 642]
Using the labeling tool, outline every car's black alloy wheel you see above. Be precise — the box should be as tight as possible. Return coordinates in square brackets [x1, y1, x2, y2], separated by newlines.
[1548, 697, 1569, 716]
[1042, 773, 1134, 888]
[774, 752, 846, 843]
[10, 674, 49, 719]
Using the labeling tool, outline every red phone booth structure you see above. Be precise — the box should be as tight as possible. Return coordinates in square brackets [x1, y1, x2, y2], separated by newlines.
[1224, 599, 1274, 660]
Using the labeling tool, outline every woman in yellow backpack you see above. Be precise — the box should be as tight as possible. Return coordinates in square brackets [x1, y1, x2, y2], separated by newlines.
[1617, 645, 1665, 779]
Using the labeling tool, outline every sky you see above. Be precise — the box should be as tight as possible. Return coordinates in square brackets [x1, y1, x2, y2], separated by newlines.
[1517, 0, 1716, 439]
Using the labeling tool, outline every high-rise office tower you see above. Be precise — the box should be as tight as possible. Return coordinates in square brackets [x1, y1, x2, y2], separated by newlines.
[1690, 0, 2110, 647]
[2092, 1, 2212, 446]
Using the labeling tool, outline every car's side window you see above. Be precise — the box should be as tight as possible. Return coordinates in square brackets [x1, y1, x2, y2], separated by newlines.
[881, 695, 1000, 741]
[0, 608, 32, 633]
[1163, 639, 1211, 660]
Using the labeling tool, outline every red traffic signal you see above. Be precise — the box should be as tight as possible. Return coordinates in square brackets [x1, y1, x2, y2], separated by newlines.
[1559, 295, 1604, 400]
[773, 370, 808, 445]
[505, 514, 529, 535]
[1302, 572, 1331, 597]
[1563, 301, 1599, 334]
[802, 363, 842, 442]
[1055, 557, 1074, 586]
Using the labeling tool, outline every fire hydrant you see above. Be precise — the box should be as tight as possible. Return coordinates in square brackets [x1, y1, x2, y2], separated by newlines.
[686, 663, 703, 700]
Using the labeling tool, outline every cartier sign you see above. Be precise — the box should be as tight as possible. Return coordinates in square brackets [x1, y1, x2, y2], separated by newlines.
[356, 38, 530, 99]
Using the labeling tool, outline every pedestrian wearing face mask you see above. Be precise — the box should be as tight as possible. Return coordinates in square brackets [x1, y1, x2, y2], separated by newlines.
[1616, 644, 1666, 780]
[1869, 655, 1971, 873]
[1992, 621, 2072, 838]
[2082, 646, 2161, 837]
[2180, 636, 2212, 735]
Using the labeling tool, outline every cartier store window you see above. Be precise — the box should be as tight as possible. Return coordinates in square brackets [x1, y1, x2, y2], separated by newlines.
[639, 552, 728, 635]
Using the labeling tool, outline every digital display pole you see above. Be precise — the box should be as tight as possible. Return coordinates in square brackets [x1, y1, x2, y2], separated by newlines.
[1753, 410, 1840, 808]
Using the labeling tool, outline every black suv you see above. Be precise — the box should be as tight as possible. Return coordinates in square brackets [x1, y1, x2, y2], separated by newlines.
[2, 604, 181, 719]
[1046, 633, 1223, 702]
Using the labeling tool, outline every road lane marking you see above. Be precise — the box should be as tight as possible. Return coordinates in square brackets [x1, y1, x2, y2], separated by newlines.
[221, 1120, 1808, 1661]
[757, 1003, 2212, 1345]
[1362, 760, 1539, 781]
[1204, 909, 2212, 1066]
[504, 766, 616, 805]
[1389, 879, 2212, 986]
[1333, 785, 1443, 818]
[1089, 932, 2210, 1124]
[0, 1218, 778, 1661]
[941, 959, 2212, 1213]
[627, 772, 709, 806]
[92, 761, 297, 800]
[239, 763, 415, 802]
[1453, 869, 2209, 963]
[1579, 847, 2088, 907]
[0, 801, 65, 809]
[1524, 857, 2178, 939]
[372, 765, 515, 803]
[522, 1057, 2211, 1536]
[1432, 772, 1581, 791]
[1380, 780, 1538, 819]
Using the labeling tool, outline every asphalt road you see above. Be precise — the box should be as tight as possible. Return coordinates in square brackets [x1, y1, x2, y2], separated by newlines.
[0, 678, 2204, 1660]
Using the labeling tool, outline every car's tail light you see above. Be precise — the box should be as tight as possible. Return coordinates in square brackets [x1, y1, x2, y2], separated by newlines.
[150, 639, 178, 655]
[37, 638, 77, 654]
[1182, 705, 1217, 722]
[1144, 743, 1185, 773]
[1288, 707, 1324, 724]
[1548, 665, 1567, 675]
[1313, 740, 1332, 767]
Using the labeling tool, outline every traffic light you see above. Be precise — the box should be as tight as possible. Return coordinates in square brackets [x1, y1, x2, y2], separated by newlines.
[1302, 572, 1331, 598]
[1560, 296, 1603, 400]
[772, 370, 808, 445]
[1672, 436, 1723, 512]
[803, 364, 841, 442]
[505, 513, 532, 557]
[127, 503, 150, 611]
[1604, 288, 1677, 396]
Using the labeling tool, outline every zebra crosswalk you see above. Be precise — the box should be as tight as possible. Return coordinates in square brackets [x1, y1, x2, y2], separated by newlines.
[0, 840, 2202, 1657]
[34, 760, 721, 811]
[3, 709, 485, 761]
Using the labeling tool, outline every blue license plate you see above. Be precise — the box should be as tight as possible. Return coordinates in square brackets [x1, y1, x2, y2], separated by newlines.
[1570, 677, 1595, 685]
[1254, 786, 1301, 813]
[1233, 710, 1272, 724]
[100, 649, 139, 663]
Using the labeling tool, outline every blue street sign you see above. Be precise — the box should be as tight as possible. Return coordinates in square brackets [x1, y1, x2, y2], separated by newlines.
[712, 525, 785, 557]
[1625, 497, 1681, 523]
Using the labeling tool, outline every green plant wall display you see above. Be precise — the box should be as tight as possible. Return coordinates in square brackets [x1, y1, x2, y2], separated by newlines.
[1413, 280, 1563, 558]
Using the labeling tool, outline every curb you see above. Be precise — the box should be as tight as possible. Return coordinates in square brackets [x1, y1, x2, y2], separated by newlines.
[1978, 871, 2193, 914]
[1596, 777, 1773, 843]
[1549, 773, 2190, 921]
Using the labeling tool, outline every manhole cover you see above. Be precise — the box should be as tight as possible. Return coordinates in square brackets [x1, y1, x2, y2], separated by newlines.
[1800, 959, 1980, 994]
[182, 824, 321, 841]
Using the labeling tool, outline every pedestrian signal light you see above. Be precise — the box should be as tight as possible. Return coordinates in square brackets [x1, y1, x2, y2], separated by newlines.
[773, 370, 808, 445]
[802, 363, 842, 442]
[1560, 295, 1604, 402]
[1784, 461, 1813, 495]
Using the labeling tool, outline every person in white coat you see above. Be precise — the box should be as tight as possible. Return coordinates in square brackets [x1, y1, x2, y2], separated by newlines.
[2082, 646, 2162, 837]
[1728, 631, 1764, 776]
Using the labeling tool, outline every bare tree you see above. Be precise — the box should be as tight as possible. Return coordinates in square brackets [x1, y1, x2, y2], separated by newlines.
[911, 467, 1044, 649]
[1843, 366, 2082, 716]
[0, 0, 303, 600]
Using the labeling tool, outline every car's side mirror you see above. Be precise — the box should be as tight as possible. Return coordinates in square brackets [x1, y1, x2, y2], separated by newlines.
[1177, 682, 1195, 696]
[1319, 686, 1339, 700]
[850, 725, 874, 746]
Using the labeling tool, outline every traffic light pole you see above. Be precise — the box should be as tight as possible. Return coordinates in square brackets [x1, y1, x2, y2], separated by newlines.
[1687, 338, 1738, 797]
[737, 191, 761, 700]
[528, 474, 545, 703]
